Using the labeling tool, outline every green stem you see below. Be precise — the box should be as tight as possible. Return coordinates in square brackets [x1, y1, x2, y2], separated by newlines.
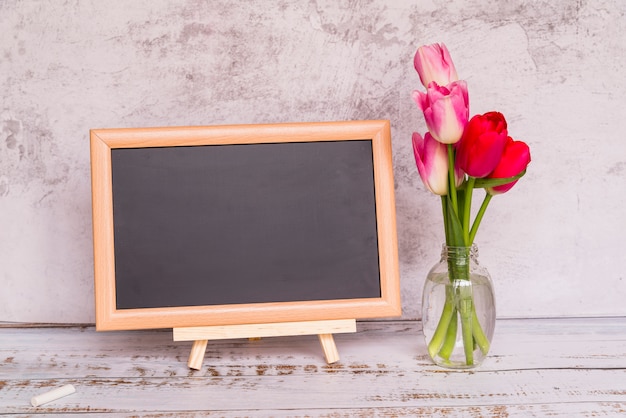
[472, 307, 490, 355]
[441, 195, 450, 244]
[462, 177, 475, 246]
[427, 295, 456, 359]
[438, 308, 458, 360]
[469, 193, 493, 245]
[456, 281, 474, 365]
[447, 144, 458, 217]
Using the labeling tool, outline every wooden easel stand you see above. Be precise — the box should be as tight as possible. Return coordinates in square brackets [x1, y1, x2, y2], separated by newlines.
[173, 319, 357, 370]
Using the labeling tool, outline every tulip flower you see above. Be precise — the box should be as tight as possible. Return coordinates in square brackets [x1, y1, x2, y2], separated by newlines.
[486, 137, 531, 194]
[414, 43, 459, 88]
[412, 81, 469, 145]
[410, 42, 532, 368]
[456, 112, 509, 178]
[412, 132, 450, 195]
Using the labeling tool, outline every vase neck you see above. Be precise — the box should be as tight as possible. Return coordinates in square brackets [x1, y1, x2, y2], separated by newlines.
[441, 244, 477, 280]
[441, 244, 478, 262]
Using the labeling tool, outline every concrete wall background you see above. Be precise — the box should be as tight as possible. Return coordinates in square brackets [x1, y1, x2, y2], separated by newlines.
[1, 0, 625, 323]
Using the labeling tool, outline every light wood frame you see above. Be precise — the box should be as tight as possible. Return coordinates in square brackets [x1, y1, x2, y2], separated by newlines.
[90, 120, 400, 331]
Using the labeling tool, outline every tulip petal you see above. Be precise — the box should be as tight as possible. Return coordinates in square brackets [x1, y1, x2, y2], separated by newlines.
[414, 43, 459, 88]
[456, 112, 509, 178]
[411, 90, 428, 111]
[420, 81, 469, 145]
[486, 138, 531, 194]
[412, 132, 450, 195]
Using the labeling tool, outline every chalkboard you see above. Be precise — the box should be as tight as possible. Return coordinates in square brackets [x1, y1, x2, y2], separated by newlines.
[91, 121, 400, 331]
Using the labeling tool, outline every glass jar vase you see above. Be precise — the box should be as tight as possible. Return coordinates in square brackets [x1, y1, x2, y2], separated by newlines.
[421, 244, 496, 369]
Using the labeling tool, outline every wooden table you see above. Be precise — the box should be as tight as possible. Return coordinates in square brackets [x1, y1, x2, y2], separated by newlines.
[1, 318, 625, 416]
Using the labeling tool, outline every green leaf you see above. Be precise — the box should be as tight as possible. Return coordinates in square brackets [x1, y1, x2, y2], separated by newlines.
[445, 194, 466, 247]
[456, 187, 467, 226]
[473, 170, 526, 189]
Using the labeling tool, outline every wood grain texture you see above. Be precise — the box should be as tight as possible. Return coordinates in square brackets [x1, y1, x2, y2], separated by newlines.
[186, 340, 208, 371]
[1, 318, 624, 416]
[317, 333, 340, 364]
[173, 319, 357, 341]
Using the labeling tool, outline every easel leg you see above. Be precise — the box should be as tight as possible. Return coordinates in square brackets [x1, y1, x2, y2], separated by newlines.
[318, 334, 340, 364]
[188, 340, 208, 370]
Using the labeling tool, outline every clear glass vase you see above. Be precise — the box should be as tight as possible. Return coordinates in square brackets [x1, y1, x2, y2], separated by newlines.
[421, 244, 496, 369]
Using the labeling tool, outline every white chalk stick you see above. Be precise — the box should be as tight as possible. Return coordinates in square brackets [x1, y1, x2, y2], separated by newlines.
[30, 384, 76, 407]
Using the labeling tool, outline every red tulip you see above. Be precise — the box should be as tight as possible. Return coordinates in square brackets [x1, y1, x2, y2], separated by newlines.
[456, 112, 509, 178]
[412, 81, 469, 144]
[414, 43, 459, 88]
[486, 137, 531, 194]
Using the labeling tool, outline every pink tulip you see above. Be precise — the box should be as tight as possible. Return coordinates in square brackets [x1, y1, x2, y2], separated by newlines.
[414, 43, 459, 88]
[412, 81, 469, 144]
[456, 112, 509, 178]
[486, 137, 531, 194]
[412, 132, 450, 195]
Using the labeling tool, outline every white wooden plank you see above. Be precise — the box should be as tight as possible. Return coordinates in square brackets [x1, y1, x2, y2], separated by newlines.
[1, 370, 625, 414]
[5, 404, 626, 418]
[4, 404, 626, 417]
[1, 318, 625, 416]
[1, 319, 625, 380]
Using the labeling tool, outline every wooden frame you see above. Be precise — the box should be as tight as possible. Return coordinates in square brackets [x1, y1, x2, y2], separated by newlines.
[90, 120, 400, 331]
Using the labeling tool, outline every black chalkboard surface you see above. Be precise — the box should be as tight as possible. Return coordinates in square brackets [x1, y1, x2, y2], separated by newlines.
[111, 140, 380, 309]
[91, 121, 400, 331]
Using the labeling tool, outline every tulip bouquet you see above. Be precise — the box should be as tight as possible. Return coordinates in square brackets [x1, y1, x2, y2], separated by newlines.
[412, 43, 531, 366]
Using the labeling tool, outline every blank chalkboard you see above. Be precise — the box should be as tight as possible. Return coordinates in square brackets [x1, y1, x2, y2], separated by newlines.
[91, 121, 400, 331]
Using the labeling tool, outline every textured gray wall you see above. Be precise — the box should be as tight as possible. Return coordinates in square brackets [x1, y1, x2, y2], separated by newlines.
[2, 0, 625, 323]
